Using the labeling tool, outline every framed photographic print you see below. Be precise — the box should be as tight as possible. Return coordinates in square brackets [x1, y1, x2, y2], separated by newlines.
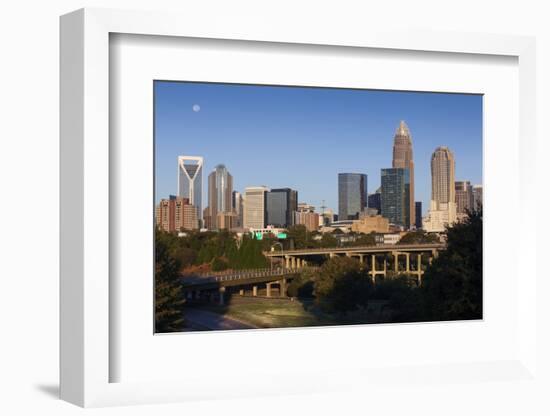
[60, 8, 538, 408]
[153, 81, 483, 333]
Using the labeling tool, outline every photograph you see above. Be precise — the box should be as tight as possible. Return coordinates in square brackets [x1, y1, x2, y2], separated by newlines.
[154, 81, 483, 333]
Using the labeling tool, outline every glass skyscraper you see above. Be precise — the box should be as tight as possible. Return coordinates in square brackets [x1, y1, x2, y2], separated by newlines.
[177, 155, 203, 220]
[204, 164, 233, 229]
[338, 173, 367, 220]
[381, 168, 410, 227]
[266, 188, 298, 228]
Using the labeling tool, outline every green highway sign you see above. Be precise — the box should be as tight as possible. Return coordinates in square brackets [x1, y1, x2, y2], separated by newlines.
[277, 233, 287, 239]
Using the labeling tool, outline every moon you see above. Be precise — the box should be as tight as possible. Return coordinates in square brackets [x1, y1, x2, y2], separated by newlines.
[192, 104, 201, 112]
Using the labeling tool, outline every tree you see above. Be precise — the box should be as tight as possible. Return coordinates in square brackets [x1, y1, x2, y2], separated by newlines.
[211, 257, 229, 271]
[349, 232, 376, 247]
[319, 233, 338, 248]
[420, 210, 482, 321]
[398, 230, 439, 245]
[314, 257, 373, 313]
[155, 231, 186, 332]
[286, 224, 317, 250]
[287, 267, 317, 298]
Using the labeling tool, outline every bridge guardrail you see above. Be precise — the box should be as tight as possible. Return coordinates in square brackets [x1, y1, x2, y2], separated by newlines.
[180, 266, 319, 285]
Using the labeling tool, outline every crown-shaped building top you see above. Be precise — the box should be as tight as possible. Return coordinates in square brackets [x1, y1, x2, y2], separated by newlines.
[395, 120, 411, 138]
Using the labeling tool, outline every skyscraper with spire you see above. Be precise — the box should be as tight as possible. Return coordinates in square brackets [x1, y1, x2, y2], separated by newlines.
[392, 121, 415, 228]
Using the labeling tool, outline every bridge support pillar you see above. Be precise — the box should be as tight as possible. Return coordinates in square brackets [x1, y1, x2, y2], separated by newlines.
[280, 278, 287, 297]
[253, 285, 258, 297]
[370, 255, 376, 283]
[266, 283, 272, 298]
[417, 254, 423, 285]
[239, 288, 244, 296]
[383, 258, 387, 277]
[406, 253, 410, 273]
[219, 287, 226, 306]
[291, 257, 296, 269]
[359, 254, 364, 264]
[393, 251, 399, 272]
[329, 252, 336, 259]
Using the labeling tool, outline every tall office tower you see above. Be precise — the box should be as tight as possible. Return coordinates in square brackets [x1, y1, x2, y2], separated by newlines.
[455, 180, 474, 218]
[338, 173, 367, 220]
[380, 168, 410, 227]
[415, 201, 422, 229]
[178, 155, 203, 221]
[266, 188, 298, 228]
[243, 186, 269, 230]
[232, 191, 244, 228]
[472, 184, 483, 211]
[203, 164, 233, 230]
[392, 120, 415, 228]
[423, 146, 457, 232]
[367, 187, 382, 214]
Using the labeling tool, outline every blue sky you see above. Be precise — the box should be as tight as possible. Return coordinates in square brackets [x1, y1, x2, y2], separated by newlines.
[155, 81, 482, 215]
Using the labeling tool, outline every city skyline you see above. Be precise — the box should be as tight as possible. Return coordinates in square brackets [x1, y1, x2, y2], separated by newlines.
[155, 81, 483, 215]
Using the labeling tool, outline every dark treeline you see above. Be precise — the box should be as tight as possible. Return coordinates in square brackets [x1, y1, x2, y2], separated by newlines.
[155, 210, 482, 329]
[287, 210, 483, 323]
[156, 229, 268, 272]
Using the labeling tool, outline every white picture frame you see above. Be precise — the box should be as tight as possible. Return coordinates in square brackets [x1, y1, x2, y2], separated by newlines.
[60, 7, 538, 407]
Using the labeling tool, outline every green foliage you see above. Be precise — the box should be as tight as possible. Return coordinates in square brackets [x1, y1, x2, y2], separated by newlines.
[318, 233, 338, 248]
[314, 257, 373, 313]
[211, 257, 229, 271]
[420, 210, 483, 321]
[346, 232, 376, 247]
[287, 268, 316, 298]
[155, 230, 186, 332]
[228, 235, 268, 270]
[285, 225, 317, 250]
[398, 230, 439, 245]
[155, 228, 267, 272]
[371, 275, 421, 322]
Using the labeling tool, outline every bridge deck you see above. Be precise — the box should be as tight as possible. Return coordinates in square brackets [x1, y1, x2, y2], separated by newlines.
[264, 243, 445, 257]
[180, 267, 305, 289]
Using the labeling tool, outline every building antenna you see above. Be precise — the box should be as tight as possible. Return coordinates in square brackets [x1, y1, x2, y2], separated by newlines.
[320, 200, 327, 215]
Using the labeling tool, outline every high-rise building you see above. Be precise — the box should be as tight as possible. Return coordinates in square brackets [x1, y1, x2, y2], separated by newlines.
[423, 147, 457, 232]
[155, 196, 199, 232]
[203, 164, 233, 230]
[243, 186, 269, 230]
[392, 121, 415, 228]
[380, 168, 410, 227]
[415, 201, 422, 229]
[473, 184, 483, 211]
[266, 188, 298, 228]
[431, 147, 456, 207]
[338, 173, 367, 220]
[294, 211, 320, 232]
[455, 180, 474, 218]
[232, 191, 244, 228]
[367, 188, 382, 214]
[178, 156, 203, 221]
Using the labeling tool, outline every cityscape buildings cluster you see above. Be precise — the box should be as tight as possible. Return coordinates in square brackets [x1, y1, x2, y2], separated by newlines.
[156, 121, 482, 236]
